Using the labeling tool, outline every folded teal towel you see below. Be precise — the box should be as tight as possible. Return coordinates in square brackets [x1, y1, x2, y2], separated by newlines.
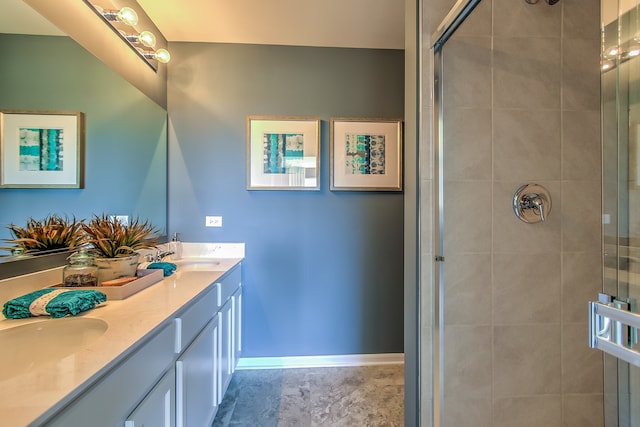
[146, 262, 177, 276]
[2, 288, 107, 319]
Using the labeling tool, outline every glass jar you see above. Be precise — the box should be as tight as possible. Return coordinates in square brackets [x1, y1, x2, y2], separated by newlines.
[63, 249, 99, 287]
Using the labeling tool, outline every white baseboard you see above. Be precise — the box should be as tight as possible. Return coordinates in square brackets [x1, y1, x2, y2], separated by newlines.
[236, 353, 404, 370]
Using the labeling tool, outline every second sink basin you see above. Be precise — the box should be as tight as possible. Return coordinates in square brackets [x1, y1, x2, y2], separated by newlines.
[0, 317, 108, 380]
[172, 258, 229, 271]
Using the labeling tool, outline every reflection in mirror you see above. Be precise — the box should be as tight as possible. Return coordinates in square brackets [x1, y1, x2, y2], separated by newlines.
[0, 3, 167, 277]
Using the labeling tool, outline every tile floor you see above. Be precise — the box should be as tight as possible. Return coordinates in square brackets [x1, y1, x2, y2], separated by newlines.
[211, 364, 404, 426]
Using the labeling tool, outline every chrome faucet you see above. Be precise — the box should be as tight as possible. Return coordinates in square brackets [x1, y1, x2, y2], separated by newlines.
[146, 250, 174, 262]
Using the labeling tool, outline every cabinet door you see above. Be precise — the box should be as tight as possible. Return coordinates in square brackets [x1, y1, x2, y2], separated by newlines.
[125, 367, 175, 427]
[176, 317, 218, 427]
[232, 287, 242, 372]
[219, 299, 233, 399]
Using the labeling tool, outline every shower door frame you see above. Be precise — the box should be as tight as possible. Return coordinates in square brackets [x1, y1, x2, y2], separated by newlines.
[430, 0, 483, 424]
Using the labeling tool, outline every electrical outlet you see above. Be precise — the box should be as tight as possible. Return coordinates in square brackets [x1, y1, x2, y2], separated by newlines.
[110, 215, 129, 225]
[205, 216, 223, 227]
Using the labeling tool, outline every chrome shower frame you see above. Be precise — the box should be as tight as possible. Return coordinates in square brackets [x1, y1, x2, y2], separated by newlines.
[430, 0, 483, 424]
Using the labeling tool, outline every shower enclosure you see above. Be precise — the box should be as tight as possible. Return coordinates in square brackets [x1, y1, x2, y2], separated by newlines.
[423, 0, 603, 425]
[599, 1, 640, 425]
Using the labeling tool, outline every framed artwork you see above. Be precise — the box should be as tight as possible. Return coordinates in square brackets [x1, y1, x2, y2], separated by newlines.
[246, 115, 321, 190]
[0, 110, 84, 188]
[330, 117, 403, 191]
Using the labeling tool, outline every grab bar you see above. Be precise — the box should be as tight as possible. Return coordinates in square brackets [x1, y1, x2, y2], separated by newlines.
[589, 296, 640, 367]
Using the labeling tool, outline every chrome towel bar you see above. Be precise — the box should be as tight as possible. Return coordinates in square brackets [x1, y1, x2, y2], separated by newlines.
[589, 295, 640, 367]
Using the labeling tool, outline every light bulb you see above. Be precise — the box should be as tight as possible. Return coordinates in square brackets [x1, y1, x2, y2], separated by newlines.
[101, 7, 139, 26]
[154, 48, 170, 63]
[117, 7, 138, 26]
[138, 31, 156, 48]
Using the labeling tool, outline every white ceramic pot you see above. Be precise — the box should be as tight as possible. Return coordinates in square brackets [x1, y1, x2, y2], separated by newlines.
[94, 253, 140, 283]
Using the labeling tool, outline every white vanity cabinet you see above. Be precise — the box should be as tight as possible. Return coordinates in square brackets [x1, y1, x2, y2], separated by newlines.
[45, 322, 176, 426]
[125, 367, 176, 427]
[217, 267, 242, 401]
[176, 317, 218, 427]
[42, 263, 243, 427]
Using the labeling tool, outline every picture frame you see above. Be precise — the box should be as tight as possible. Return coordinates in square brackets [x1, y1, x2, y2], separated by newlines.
[330, 117, 403, 191]
[246, 115, 321, 190]
[0, 110, 85, 188]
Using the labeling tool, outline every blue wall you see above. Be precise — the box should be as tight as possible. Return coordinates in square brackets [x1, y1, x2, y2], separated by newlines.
[168, 43, 404, 357]
[0, 34, 167, 247]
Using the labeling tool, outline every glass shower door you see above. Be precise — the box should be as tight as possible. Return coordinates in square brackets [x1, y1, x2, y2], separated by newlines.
[599, 0, 640, 425]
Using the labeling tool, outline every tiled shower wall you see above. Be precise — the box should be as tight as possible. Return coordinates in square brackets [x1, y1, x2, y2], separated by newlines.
[420, 0, 603, 425]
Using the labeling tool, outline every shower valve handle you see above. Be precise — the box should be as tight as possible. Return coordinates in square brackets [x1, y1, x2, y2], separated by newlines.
[529, 195, 546, 222]
[513, 184, 552, 224]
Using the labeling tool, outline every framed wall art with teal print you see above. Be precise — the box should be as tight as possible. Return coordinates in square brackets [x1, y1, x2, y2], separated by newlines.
[246, 115, 321, 190]
[0, 110, 85, 189]
[330, 117, 402, 191]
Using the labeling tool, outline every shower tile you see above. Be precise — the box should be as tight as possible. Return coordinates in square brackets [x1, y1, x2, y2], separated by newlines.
[424, 0, 460, 36]
[604, 391, 619, 427]
[442, 36, 492, 108]
[562, 0, 600, 39]
[420, 182, 433, 250]
[561, 252, 602, 323]
[493, 253, 561, 324]
[562, 110, 601, 180]
[443, 180, 492, 253]
[493, 109, 561, 181]
[420, 106, 433, 181]
[452, 0, 492, 38]
[562, 323, 604, 394]
[561, 180, 601, 252]
[492, 181, 561, 253]
[444, 253, 492, 325]
[493, 324, 561, 396]
[562, 38, 600, 111]
[443, 107, 492, 181]
[443, 325, 492, 398]
[562, 394, 604, 427]
[442, 398, 492, 427]
[493, 37, 561, 109]
[493, 396, 562, 427]
[493, 0, 561, 38]
[421, 251, 435, 334]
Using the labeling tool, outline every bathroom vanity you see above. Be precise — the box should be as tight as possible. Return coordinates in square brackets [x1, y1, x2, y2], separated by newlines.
[0, 248, 243, 427]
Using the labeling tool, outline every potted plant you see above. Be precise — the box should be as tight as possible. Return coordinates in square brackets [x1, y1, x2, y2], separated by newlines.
[82, 214, 159, 282]
[1, 214, 85, 256]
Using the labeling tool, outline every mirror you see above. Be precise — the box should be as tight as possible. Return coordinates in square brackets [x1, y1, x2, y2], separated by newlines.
[0, 2, 167, 277]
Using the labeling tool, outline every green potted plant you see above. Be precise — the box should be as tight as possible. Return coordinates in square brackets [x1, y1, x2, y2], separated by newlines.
[2, 214, 85, 256]
[82, 214, 159, 282]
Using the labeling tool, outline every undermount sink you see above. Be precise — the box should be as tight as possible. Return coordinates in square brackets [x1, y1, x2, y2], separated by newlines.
[172, 258, 227, 271]
[0, 317, 108, 380]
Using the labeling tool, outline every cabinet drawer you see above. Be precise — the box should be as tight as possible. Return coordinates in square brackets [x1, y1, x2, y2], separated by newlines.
[217, 265, 241, 308]
[175, 287, 216, 353]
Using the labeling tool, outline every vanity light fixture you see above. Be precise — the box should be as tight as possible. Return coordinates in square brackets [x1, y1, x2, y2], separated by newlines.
[124, 30, 157, 48]
[142, 48, 171, 64]
[84, 1, 170, 71]
[100, 6, 138, 26]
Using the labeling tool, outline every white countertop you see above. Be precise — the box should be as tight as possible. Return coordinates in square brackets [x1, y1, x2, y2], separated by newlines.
[0, 255, 242, 426]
